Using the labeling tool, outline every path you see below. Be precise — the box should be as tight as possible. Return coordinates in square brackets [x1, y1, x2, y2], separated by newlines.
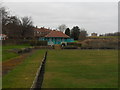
[2, 50, 36, 76]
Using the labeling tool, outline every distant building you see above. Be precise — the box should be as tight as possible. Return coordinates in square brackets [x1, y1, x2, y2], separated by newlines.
[39, 30, 74, 45]
[91, 33, 97, 36]
[0, 34, 7, 40]
[34, 27, 52, 39]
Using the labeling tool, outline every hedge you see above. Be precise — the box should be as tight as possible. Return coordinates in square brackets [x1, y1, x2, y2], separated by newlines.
[2, 39, 48, 46]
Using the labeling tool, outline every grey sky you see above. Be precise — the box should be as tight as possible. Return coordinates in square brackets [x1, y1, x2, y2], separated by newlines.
[3, 2, 118, 35]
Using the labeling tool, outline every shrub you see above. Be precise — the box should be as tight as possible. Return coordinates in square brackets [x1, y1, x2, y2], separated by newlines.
[81, 38, 119, 49]
[36, 41, 48, 46]
[67, 42, 81, 47]
[62, 46, 78, 49]
[2, 39, 48, 46]
[29, 40, 47, 46]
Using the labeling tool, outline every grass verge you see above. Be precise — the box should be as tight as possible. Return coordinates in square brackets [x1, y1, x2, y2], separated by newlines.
[2, 44, 31, 62]
[2, 49, 46, 88]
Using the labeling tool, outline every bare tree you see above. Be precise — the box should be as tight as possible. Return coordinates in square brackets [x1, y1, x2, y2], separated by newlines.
[79, 29, 88, 41]
[58, 24, 67, 32]
[20, 16, 34, 39]
[0, 4, 2, 34]
[1, 7, 10, 34]
[21, 16, 33, 27]
[0, 5, 34, 40]
[5, 16, 22, 39]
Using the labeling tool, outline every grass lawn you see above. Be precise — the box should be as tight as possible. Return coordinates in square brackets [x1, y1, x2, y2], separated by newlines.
[2, 49, 46, 88]
[2, 44, 31, 61]
[0, 46, 1, 89]
[0, 77, 1, 89]
[42, 50, 118, 88]
[0, 46, 1, 62]
[2, 51, 19, 62]
[2, 44, 30, 50]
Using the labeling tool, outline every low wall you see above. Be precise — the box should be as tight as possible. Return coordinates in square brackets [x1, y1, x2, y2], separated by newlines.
[30, 51, 47, 89]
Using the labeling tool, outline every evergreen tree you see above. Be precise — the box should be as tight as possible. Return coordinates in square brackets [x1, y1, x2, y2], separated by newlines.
[65, 28, 70, 36]
[71, 26, 80, 40]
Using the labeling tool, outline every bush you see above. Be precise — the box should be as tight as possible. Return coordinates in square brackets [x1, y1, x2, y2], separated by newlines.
[36, 41, 48, 46]
[29, 40, 47, 46]
[29, 40, 37, 46]
[67, 42, 81, 47]
[62, 46, 78, 49]
[81, 38, 119, 49]
[2, 39, 48, 46]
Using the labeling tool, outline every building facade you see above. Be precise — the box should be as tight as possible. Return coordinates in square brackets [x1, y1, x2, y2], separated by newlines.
[0, 34, 7, 40]
[39, 30, 74, 45]
[34, 27, 51, 39]
[91, 33, 98, 36]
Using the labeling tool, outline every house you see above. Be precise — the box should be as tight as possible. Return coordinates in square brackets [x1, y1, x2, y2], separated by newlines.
[91, 33, 98, 36]
[39, 30, 74, 45]
[34, 27, 52, 39]
[0, 34, 7, 40]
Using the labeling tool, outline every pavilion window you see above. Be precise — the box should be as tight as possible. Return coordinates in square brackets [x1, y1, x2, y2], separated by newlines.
[52, 38, 53, 41]
[63, 38, 64, 41]
[55, 38, 56, 43]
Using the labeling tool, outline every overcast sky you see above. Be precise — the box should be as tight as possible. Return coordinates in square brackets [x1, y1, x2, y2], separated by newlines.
[3, 2, 118, 35]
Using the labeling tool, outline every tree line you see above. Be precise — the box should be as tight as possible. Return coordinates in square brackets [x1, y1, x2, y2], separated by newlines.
[1, 6, 34, 40]
[64, 25, 87, 41]
[2, 6, 87, 41]
[58, 24, 87, 41]
[99, 32, 120, 36]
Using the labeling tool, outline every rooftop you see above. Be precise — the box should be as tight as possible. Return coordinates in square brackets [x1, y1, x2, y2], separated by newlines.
[45, 30, 70, 38]
[34, 27, 52, 33]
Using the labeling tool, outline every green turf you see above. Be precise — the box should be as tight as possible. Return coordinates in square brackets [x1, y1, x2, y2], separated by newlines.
[2, 44, 31, 61]
[42, 50, 118, 88]
[0, 46, 1, 89]
[2, 49, 46, 88]
[0, 77, 1, 89]
[2, 44, 30, 50]
[2, 51, 19, 61]
[0, 46, 2, 62]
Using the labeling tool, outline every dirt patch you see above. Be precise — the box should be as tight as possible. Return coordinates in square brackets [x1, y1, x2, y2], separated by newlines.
[2, 49, 36, 76]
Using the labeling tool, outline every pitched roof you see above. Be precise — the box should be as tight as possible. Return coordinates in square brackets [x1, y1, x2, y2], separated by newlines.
[34, 27, 52, 33]
[45, 30, 70, 38]
[0, 34, 7, 36]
